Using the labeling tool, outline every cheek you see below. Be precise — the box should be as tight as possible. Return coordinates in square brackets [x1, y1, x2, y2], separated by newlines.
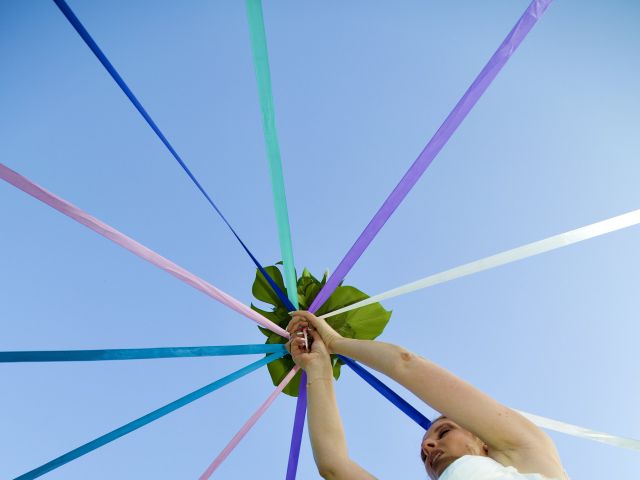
[442, 432, 468, 455]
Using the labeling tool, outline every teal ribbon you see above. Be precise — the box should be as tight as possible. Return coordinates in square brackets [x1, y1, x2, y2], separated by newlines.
[14, 351, 286, 480]
[0, 344, 286, 363]
[246, 0, 299, 310]
[245, 3, 304, 478]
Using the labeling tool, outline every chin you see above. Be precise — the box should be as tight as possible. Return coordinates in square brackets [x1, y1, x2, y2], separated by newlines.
[433, 455, 457, 478]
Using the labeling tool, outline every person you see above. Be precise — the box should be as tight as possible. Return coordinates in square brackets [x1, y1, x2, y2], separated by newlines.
[286, 310, 568, 480]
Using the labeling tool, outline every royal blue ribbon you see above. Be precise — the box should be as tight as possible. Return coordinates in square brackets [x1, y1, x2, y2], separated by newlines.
[14, 351, 286, 480]
[51, 0, 294, 312]
[338, 355, 432, 430]
[0, 344, 286, 363]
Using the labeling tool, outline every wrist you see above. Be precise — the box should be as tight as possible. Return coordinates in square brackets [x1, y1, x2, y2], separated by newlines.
[330, 336, 352, 355]
[305, 358, 332, 376]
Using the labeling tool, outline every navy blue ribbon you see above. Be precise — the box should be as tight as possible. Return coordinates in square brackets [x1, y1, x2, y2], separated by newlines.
[14, 350, 286, 480]
[51, 0, 294, 312]
[0, 344, 286, 363]
[338, 355, 432, 430]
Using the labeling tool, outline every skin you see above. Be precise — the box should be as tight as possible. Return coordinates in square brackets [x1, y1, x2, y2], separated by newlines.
[286, 311, 567, 480]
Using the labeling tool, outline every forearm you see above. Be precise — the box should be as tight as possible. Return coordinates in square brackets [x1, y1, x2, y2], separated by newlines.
[306, 362, 349, 473]
[333, 337, 413, 381]
[333, 336, 495, 422]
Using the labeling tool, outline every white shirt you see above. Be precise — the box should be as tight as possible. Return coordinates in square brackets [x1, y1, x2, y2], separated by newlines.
[439, 455, 560, 480]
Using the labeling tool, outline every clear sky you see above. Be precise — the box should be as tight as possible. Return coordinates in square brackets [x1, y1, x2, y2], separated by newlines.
[1, 0, 639, 479]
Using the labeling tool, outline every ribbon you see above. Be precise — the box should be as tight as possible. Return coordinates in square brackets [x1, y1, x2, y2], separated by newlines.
[15, 351, 286, 480]
[245, 0, 299, 311]
[51, 0, 293, 311]
[0, 344, 286, 363]
[245, 2, 306, 477]
[245, 2, 305, 477]
[309, 0, 553, 313]
[285, 372, 307, 480]
[0, 163, 288, 338]
[516, 410, 640, 451]
[320, 209, 640, 319]
[339, 356, 432, 430]
[199, 366, 300, 478]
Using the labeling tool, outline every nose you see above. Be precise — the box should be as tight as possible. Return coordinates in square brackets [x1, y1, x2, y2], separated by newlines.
[421, 438, 437, 456]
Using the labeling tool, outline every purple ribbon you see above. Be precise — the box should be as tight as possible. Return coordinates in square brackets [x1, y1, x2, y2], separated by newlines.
[309, 0, 553, 313]
[285, 371, 307, 479]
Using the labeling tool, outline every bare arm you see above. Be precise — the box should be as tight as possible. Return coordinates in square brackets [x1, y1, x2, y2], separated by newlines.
[291, 311, 565, 478]
[287, 327, 376, 480]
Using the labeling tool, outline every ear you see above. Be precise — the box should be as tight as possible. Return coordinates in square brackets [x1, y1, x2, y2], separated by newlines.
[482, 443, 489, 455]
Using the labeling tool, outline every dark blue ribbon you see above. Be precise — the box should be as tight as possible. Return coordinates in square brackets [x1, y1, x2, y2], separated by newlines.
[338, 355, 432, 430]
[51, 0, 294, 312]
[0, 344, 286, 362]
[14, 350, 286, 480]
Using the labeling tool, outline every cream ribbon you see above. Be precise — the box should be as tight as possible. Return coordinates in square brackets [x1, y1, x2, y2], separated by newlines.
[320, 209, 640, 319]
[517, 410, 640, 451]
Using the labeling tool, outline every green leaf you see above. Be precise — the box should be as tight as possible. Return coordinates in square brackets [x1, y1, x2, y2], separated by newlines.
[316, 285, 391, 341]
[331, 356, 343, 380]
[301, 267, 314, 280]
[256, 266, 392, 396]
[251, 303, 282, 323]
[263, 330, 303, 396]
[272, 305, 291, 327]
[251, 303, 284, 337]
[252, 265, 287, 307]
[320, 270, 329, 287]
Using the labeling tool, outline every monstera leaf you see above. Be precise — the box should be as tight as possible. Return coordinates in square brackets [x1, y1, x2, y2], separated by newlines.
[251, 264, 391, 397]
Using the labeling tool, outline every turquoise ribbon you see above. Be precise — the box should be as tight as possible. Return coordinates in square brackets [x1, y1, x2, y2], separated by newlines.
[246, 0, 299, 310]
[245, 2, 304, 478]
[0, 344, 286, 362]
[14, 351, 286, 480]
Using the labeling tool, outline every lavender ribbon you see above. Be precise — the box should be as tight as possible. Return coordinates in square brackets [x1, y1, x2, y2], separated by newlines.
[309, 0, 553, 313]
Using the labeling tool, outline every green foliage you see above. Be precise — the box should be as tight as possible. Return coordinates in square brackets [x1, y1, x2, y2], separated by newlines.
[251, 264, 392, 397]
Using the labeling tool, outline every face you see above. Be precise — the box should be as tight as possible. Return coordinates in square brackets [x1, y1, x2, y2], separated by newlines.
[420, 418, 488, 479]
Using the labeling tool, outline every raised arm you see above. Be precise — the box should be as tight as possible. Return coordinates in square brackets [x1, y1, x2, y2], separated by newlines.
[290, 311, 565, 478]
[286, 324, 376, 480]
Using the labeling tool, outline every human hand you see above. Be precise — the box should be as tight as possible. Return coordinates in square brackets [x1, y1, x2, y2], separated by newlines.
[288, 310, 343, 354]
[286, 321, 331, 372]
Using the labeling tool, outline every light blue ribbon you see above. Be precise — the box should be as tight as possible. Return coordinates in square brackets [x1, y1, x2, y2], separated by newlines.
[14, 351, 286, 480]
[0, 344, 286, 363]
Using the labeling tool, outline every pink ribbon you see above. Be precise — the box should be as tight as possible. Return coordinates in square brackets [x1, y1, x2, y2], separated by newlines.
[199, 366, 300, 478]
[0, 163, 289, 338]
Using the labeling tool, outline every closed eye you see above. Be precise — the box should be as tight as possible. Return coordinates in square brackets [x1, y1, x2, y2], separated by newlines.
[438, 428, 450, 439]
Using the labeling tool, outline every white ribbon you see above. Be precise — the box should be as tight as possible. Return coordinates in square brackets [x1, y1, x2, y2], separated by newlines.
[517, 410, 640, 451]
[320, 209, 640, 319]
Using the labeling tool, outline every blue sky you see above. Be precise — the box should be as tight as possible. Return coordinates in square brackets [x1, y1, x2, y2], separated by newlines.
[1, 0, 639, 478]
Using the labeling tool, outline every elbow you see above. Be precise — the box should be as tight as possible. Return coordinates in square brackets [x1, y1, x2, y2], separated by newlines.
[317, 465, 337, 480]
[392, 346, 419, 376]
[316, 457, 350, 480]
[317, 461, 341, 480]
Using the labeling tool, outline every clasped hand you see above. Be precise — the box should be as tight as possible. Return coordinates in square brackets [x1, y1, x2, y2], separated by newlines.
[286, 311, 343, 372]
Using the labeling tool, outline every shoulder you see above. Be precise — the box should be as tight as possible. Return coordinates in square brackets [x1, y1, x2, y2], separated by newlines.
[490, 433, 567, 480]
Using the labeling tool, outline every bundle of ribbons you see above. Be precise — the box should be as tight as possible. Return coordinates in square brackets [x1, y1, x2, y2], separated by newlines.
[3, 0, 639, 479]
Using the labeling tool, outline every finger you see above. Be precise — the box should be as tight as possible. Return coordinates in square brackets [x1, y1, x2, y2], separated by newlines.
[290, 310, 314, 322]
[286, 317, 301, 332]
[286, 317, 307, 333]
[291, 338, 307, 354]
[308, 328, 322, 341]
[296, 311, 324, 330]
